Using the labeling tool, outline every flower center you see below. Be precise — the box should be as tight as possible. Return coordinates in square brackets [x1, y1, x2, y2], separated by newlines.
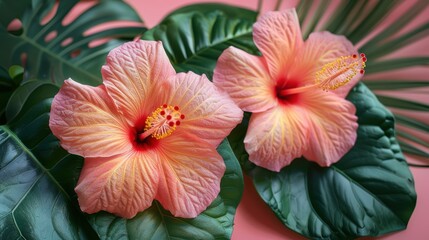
[138, 104, 185, 141]
[279, 53, 367, 96]
[275, 78, 301, 104]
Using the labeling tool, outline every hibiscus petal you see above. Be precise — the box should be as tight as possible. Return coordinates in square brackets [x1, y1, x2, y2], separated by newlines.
[302, 90, 358, 166]
[253, 9, 303, 79]
[102, 40, 175, 123]
[213, 47, 276, 112]
[245, 106, 309, 172]
[299, 31, 362, 97]
[49, 79, 130, 158]
[155, 132, 225, 218]
[75, 150, 160, 219]
[167, 72, 243, 146]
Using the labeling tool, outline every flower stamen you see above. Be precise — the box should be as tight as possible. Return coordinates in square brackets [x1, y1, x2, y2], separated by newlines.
[138, 104, 184, 140]
[278, 53, 367, 96]
[315, 53, 367, 91]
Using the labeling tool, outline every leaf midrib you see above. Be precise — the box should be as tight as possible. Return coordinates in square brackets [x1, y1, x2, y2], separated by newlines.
[0, 125, 72, 202]
[173, 31, 252, 67]
[17, 34, 100, 84]
[331, 165, 407, 226]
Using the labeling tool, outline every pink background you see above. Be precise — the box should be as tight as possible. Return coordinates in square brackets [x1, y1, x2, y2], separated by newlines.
[77, 0, 428, 239]
[126, 1, 428, 239]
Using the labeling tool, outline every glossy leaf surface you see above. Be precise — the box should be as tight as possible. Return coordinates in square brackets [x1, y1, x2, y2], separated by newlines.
[234, 83, 417, 239]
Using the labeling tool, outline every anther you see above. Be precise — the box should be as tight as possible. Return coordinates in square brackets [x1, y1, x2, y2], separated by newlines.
[276, 53, 367, 96]
[139, 104, 184, 140]
[314, 53, 367, 90]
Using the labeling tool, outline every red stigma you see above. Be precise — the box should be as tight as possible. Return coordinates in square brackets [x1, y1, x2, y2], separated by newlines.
[360, 53, 365, 58]
[163, 104, 167, 108]
[169, 121, 175, 127]
[360, 69, 365, 74]
[174, 106, 179, 111]
[176, 120, 181, 126]
[362, 57, 367, 62]
[166, 115, 172, 120]
[160, 110, 165, 115]
[180, 114, 185, 119]
[352, 54, 357, 58]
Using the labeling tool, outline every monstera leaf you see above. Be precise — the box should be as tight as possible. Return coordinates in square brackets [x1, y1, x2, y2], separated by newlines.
[232, 83, 417, 239]
[0, 65, 23, 123]
[0, 81, 98, 239]
[143, 3, 258, 78]
[0, 0, 146, 85]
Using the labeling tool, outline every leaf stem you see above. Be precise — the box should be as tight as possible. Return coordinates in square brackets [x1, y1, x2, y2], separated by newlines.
[274, 0, 283, 10]
[257, 0, 263, 13]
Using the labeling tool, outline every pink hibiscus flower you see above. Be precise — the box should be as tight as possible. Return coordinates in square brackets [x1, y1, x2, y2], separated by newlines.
[49, 40, 243, 218]
[213, 9, 366, 172]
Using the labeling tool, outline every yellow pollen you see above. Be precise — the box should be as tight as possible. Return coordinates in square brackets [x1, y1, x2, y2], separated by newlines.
[143, 104, 184, 140]
[277, 53, 367, 97]
[315, 53, 367, 91]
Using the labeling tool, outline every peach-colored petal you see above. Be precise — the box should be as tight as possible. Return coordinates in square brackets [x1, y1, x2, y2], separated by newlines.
[298, 31, 361, 97]
[301, 90, 358, 166]
[101, 40, 175, 123]
[244, 105, 310, 172]
[155, 132, 225, 218]
[49, 79, 130, 158]
[213, 47, 276, 112]
[167, 72, 243, 146]
[253, 9, 303, 79]
[75, 150, 160, 219]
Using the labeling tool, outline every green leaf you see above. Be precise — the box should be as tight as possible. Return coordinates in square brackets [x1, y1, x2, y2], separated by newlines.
[321, 0, 399, 44]
[8, 65, 24, 81]
[395, 114, 429, 133]
[0, 0, 146, 85]
[233, 83, 416, 239]
[397, 140, 429, 158]
[0, 81, 97, 239]
[365, 57, 429, 74]
[377, 95, 429, 112]
[163, 3, 257, 22]
[363, 22, 429, 60]
[88, 139, 243, 240]
[5, 81, 58, 122]
[142, 4, 257, 79]
[360, 0, 429, 58]
[0, 65, 23, 123]
[301, 0, 330, 39]
[397, 131, 429, 148]
[364, 80, 429, 90]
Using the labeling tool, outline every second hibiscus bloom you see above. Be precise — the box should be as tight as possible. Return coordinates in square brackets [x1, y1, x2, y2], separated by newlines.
[214, 9, 366, 172]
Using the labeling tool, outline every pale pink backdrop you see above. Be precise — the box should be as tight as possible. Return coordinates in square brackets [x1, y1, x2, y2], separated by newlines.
[78, 0, 429, 239]
[125, 1, 428, 239]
